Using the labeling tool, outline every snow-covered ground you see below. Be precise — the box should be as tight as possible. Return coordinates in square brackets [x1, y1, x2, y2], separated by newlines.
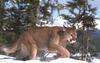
[0, 54, 100, 63]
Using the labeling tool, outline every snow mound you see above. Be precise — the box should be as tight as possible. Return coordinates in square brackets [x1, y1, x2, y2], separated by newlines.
[0, 54, 100, 63]
[0, 58, 88, 63]
[25, 58, 88, 63]
[49, 58, 88, 63]
[0, 54, 88, 63]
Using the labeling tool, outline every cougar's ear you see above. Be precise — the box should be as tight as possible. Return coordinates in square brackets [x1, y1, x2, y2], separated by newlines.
[72, 25, 76, 30]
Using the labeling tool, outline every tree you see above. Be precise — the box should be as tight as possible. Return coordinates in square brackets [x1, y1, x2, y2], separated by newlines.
[0, 0, 39, 44]
[64, 0, 97, 29]
[26, 0, 39, 26]
[64, 0, 97, 60]
[0, 0, 62, 44]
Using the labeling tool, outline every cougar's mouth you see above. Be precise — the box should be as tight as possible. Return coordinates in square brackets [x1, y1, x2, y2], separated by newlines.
[70, 40, 76, 44]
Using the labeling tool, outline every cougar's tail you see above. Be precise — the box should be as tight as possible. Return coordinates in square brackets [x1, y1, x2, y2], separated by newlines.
[0, 41, 18, 55]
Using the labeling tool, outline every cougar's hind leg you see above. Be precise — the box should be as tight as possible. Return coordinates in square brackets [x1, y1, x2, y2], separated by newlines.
[30, 44, 38, 59]
[26, 33, 38, 59]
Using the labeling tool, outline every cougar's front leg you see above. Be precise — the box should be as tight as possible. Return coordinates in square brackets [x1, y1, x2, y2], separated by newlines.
[49, 43, 70, 58]
[49, 31, 70, 58]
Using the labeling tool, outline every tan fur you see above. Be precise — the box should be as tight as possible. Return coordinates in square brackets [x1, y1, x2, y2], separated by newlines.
[0, 26, 77, 60]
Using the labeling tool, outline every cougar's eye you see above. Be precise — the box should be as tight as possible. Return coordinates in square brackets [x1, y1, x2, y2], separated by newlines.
[70, 33, 73, 37]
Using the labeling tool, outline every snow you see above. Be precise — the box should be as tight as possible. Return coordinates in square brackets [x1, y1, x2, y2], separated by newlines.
[0, 54, 100, 63]
[91, 58, 100, 63]
[49, 58, 88, 63]
[96, 20, 100, 29]
[44, 16, 71, 27]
